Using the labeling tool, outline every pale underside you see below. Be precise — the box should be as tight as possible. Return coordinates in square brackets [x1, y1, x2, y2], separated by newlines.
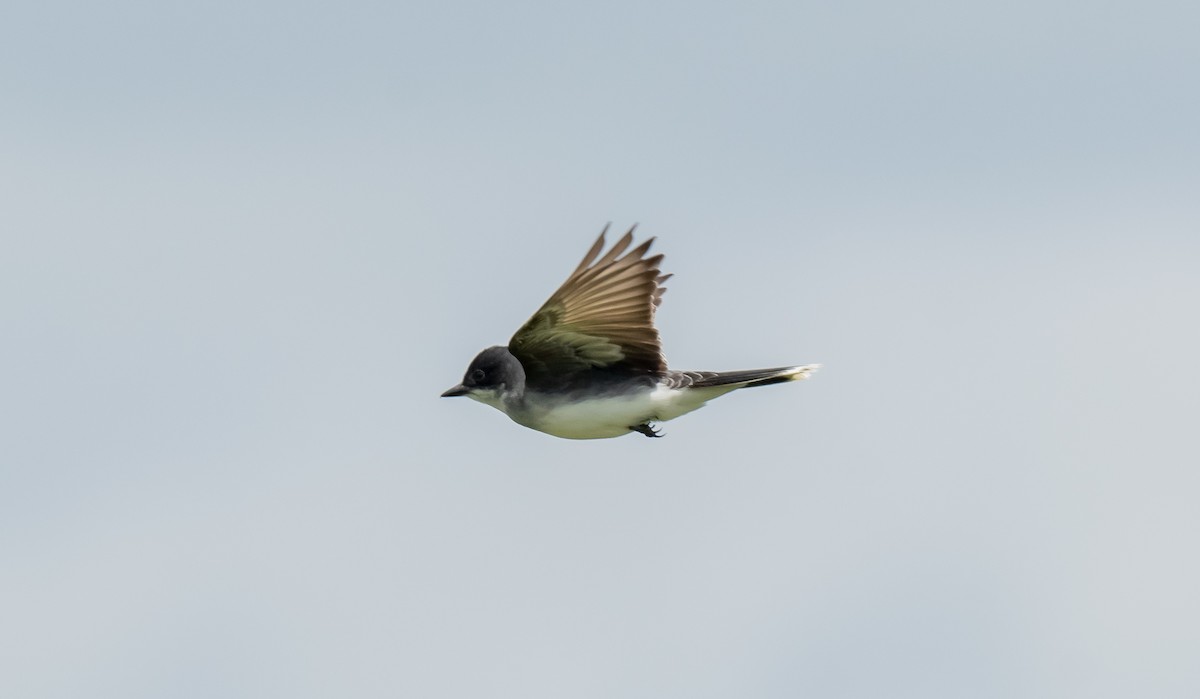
[468, 383, 743, 440]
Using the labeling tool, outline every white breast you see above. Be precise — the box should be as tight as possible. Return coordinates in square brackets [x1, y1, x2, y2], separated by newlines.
[515, 383, 735, 440]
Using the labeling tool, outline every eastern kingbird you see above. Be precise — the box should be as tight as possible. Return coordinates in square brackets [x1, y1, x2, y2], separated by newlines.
[442, 226, 818, 439]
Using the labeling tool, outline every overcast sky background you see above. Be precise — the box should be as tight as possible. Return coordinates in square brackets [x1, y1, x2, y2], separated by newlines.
[3, 1, 1198, 697]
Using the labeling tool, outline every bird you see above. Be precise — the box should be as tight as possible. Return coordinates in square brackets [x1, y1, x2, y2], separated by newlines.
[441, 225, 818, 439]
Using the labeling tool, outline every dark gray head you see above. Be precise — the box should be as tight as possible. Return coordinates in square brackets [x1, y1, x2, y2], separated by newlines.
[441, 346, 527, 399]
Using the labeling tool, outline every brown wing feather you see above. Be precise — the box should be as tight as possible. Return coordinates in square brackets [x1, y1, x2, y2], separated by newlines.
[509, 225, 670, 386]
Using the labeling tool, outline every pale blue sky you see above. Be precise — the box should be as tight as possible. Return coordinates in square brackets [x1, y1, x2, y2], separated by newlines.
[2, 1, 1198, 697]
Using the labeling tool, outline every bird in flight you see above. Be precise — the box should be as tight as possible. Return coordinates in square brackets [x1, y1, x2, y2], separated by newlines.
[441, 226, 818, 439]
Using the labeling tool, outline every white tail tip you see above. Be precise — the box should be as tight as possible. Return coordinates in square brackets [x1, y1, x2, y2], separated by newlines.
[785, 364, 820, 380]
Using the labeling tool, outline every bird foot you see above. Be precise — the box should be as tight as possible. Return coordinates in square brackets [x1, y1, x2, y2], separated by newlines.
[630, 422, 663, 438]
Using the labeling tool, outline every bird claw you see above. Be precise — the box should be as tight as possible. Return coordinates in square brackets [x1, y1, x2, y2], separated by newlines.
[630, 422, 663, 438]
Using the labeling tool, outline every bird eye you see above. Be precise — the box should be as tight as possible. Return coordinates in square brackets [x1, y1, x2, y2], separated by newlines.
[470, 369, 486, 383]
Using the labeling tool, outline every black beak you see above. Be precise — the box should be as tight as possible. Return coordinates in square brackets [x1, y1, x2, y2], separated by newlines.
[441, 384, 469, 397]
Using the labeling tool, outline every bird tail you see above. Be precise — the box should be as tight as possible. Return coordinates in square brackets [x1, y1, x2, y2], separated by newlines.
[682, 364, 819, 389]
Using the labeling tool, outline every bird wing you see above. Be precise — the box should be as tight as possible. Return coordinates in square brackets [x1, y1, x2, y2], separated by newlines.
[509, 225, 672, 387]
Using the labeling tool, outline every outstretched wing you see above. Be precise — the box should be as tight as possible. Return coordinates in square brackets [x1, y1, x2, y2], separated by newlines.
[509, 225, 672, 387]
